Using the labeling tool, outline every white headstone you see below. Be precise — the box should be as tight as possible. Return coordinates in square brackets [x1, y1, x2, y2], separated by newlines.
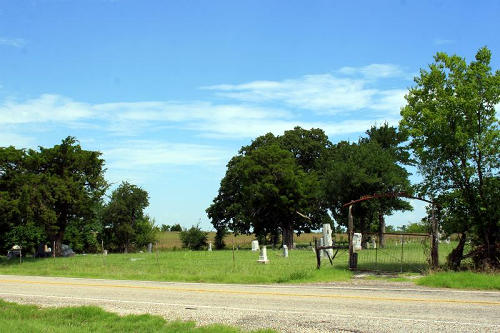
[147, 243, 153, 253]
[283, 245, 288, 258]
[353, 233, 362, 252]
[257, 245, 269, 264]
[322, 223, 333, 258]
[365, 241, 370, 249]
[103, 250, 108, 256]
[251, 240, 259, 251]
[371, 238, 377, 249]
[208, 242, 212, 251]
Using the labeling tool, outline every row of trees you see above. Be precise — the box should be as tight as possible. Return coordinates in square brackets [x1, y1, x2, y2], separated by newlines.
[207, 124, 412, 250]
[0, 137, 155, 255]
[207, 47, 499, 269]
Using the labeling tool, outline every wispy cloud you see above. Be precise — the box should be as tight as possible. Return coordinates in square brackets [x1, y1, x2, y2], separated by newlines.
[104, 140, 230, 169]
[433, 38, 454, 45]
[0, 37, 26, 48]
[337, 64, 406, 79]
[202, 71, 407, 114]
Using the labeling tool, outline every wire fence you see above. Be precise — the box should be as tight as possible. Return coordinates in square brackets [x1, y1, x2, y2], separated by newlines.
[355, 233, 432, 272]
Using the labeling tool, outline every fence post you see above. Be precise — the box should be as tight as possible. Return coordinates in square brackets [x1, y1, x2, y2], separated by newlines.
[400, 234, 404, 273]
[430, 203, 439, 269]
[348, 205, 356, 270]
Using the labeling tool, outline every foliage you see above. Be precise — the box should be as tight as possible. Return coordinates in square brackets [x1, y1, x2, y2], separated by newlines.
[160, 224, 170, 232]
[400, 47, 500, 269]
[0, 137, 107, 255]
[207, 127, 330, 249]
[180, 225, 208, 250]
[102, 182, 153, 252]
[402, 222, 429, 234]
[169, 224, 182, 232]
[323, 139, 412, 235]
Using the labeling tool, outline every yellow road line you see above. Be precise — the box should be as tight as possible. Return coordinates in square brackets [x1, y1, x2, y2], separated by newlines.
[1, 279, 498, 306]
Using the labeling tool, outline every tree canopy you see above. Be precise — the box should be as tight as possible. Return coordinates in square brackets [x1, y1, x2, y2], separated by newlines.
[400, 47, 500, 269]
[0, 137, 107, 255]
[102, 181, 154, 253]
[207, 127, 330, 248]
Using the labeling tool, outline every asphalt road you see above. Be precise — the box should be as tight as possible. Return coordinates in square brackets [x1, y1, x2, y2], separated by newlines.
[0, 274, 499, 332]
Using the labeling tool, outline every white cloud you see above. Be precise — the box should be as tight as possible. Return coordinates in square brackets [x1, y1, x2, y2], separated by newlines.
[338, 64, 406, 79]
[202, 72, 407, 114]
[0, 37, 26, 48]
[103, 140, 230, 169]
[0, 94, 94, 125]
[433, 38, 454, 45]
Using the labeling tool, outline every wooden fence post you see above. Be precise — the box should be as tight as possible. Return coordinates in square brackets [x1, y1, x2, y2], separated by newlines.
[431, 203, 439, 269]
[348, 205, 357, 270]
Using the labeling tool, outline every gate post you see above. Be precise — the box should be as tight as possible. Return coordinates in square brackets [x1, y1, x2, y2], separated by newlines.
[430, 203, 439, 269]
[348, 205, 356, 270]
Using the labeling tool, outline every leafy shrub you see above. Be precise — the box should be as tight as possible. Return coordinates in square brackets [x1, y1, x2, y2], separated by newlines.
[180, 225, 208, 250]
[170, 224, 182, 232]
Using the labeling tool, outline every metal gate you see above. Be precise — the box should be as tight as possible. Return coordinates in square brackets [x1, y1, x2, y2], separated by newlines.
[355, 233, 431, 273]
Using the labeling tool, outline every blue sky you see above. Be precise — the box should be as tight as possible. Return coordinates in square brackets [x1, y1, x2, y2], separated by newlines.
[1, 1, 499, 230]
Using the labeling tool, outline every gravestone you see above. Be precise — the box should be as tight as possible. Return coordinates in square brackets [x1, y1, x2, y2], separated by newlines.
[147, 243, 153, 253]
[322, 224, 333, 258]
[283, 245, 288, 258]
[251, 240, 259, 251]
[353, 233, 362, 252]
[257, 245, 269, 264]
[208, 242, 212, 251]
[371, 238, 377, 249]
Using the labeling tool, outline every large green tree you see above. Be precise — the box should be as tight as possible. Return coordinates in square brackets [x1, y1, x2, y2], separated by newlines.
[207, 128, 329, 248]
[400, 47, 499, 269]
[0, 138, 107, 255]
[323, 139, 412, 242]
[102, 181, 154, 253]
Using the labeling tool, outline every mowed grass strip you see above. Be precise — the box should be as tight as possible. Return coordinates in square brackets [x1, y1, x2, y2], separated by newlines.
[0, 249, 352, 284]
[0, 300, 276, 333]
[416, 271, 500, 290]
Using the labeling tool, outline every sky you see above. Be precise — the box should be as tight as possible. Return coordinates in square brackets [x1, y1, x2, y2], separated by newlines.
[1, 0, 499, 230]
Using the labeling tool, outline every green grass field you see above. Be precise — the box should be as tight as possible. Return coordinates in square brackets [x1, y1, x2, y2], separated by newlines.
[0, 249, 352, 284]
[0, 300, 275, 332]
[416, 271, 500, 290]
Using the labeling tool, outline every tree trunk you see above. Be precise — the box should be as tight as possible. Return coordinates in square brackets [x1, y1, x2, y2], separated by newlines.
[447, 233, 466, 270]
[282, 222, 294, 249]
[378, 212, 385, 248]
[55, 231, 64, 257]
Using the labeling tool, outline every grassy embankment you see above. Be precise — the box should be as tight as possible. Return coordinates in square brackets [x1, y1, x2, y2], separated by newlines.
[0, 300, 275, 333]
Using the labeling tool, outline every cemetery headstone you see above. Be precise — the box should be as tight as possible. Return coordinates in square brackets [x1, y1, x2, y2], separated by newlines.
[257, 245, 269, 264]
[283, 245, 288, 258]
[251, 240, 259, 251]
[353, 233, 362, 252]
[208, 242, 213, 251]
[322, 223, 333, 258]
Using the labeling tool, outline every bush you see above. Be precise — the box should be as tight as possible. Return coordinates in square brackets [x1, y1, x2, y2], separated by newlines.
[170, 224, 182, 232]
[180, 225, 208, 250]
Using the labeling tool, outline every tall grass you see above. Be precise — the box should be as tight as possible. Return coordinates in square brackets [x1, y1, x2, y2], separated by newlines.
[0, 300, 275, 332]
